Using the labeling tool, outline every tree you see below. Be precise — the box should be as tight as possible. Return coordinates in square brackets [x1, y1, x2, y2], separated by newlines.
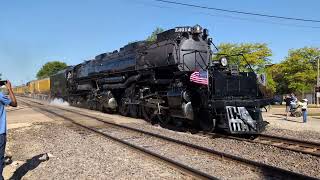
[146, 27, 164, 42]
[36, 61, 67, 79]
[272, 47, 320, 95]
[216, 43, 272, 73]
[216, 43, 275, 93]
[265, 67, 277, 93]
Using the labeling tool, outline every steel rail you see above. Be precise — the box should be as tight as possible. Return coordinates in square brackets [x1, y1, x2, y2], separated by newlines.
[19, 97, 318, 180]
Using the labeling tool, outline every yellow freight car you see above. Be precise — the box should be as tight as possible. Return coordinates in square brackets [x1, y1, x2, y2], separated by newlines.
[27, 81, 35, 94]
[12, 86, 18, 94]
[12, 85, 28, 95]
[27, 78, 50, 95]
[35, 78, 50, 94]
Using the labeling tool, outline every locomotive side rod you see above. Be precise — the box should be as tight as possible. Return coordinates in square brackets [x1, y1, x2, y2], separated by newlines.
[20, 97, 318, 180]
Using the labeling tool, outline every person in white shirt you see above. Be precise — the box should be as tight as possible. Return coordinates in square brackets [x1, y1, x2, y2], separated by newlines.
[290, 93, 297, 110]
[298, 99, 308, 123]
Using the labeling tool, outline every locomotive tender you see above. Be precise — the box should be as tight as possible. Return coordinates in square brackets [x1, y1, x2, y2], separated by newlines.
[50, 25, 271, 134]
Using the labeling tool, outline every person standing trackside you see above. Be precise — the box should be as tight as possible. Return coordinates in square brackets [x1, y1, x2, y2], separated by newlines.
[284, 94, 292, 120]
[0, 80, 17, 180]
[290, 93, 297, 110]
[299, 99, 308, 123]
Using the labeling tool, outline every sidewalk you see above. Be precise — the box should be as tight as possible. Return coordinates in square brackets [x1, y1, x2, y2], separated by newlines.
[263, 107, 320, 133]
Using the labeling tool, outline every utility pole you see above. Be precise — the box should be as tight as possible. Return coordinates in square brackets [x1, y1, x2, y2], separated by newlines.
[317, 56, 320, 107]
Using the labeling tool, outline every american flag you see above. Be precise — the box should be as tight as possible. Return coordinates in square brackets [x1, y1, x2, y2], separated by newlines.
[190, 70, 208, 85]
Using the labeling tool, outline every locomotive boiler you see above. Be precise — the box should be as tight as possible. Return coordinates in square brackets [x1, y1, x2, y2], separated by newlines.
[50, 25, 271, 134]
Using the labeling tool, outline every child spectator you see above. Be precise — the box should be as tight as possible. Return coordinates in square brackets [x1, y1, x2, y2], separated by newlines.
[298, 99, 308, 123]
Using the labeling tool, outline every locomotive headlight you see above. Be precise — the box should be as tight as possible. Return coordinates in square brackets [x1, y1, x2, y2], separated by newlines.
[192, 25, 202, 34]
[220, 57, 228, 66]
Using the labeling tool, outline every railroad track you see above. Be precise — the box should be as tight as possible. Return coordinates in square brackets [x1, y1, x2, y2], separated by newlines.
[203, 130, 320, 158]
[18, 97, 318, 180]
[20, 96, 320, 158]
[254, 134, 320, 157]
[19, 99, 216, 180]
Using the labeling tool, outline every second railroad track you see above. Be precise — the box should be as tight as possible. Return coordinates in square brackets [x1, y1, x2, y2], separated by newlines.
[18, 97, 319, 179]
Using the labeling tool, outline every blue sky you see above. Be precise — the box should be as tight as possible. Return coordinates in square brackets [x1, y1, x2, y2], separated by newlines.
[0, 0, 319, 85]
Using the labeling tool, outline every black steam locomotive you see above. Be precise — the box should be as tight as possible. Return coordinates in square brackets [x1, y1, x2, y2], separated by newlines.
[50, 25, 271, 134]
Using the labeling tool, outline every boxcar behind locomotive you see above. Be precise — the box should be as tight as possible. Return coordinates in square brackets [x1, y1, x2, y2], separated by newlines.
[50, 25, 271, 134]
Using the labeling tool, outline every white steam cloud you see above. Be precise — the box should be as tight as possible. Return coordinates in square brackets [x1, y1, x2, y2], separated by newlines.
[50, 98, 69, 106]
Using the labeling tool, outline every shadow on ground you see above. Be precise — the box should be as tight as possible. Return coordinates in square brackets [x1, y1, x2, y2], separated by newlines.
[9, 153, 49, 180]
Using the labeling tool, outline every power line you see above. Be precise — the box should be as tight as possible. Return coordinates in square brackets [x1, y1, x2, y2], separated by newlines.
[197, 10, 320, 29]
[133, 0, 320, 29]
[154, 0, 320, 23]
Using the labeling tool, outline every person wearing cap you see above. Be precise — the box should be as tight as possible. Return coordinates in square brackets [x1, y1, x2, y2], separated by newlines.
[298, 99, 308, 123]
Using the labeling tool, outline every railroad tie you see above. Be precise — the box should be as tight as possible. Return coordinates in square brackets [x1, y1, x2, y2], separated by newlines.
[303, 148, 318, 153]
[271, 142, 284, 146]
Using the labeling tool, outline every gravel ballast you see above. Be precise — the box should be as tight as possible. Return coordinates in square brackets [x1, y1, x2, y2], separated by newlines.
[98, 126, 265, 179]
[5, 122, 192, 179]
[127, 123, 320, 178]
[51, 103, 320, 178]
[264, 126, 320, 143]
[13, 98, 320, 179]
